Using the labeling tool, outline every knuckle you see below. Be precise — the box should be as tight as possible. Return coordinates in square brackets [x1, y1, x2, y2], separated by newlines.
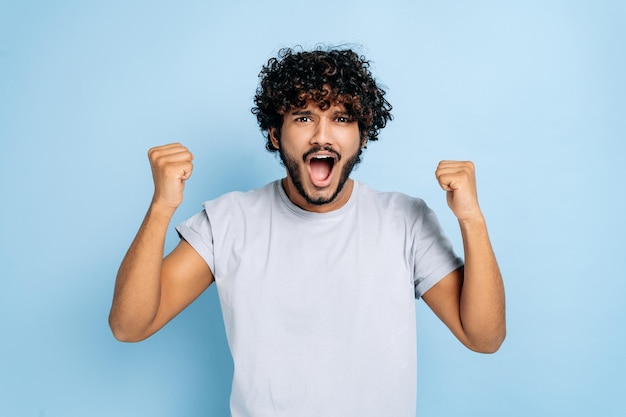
[154, 155, 166, 167]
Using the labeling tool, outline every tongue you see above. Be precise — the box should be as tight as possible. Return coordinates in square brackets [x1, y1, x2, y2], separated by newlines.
[310, 158, 333, 183]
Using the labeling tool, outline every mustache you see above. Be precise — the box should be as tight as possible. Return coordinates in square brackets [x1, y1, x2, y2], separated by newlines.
[302, 146, 341, 162]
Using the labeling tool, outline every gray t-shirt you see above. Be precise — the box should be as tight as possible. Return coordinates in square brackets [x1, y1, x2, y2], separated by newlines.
[177, 180, 463, 417]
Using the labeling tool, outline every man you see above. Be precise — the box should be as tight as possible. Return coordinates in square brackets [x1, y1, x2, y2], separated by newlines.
[109, 47, 505, 417]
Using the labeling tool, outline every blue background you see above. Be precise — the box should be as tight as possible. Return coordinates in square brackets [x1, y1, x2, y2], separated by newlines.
[1, 0, 624, 416]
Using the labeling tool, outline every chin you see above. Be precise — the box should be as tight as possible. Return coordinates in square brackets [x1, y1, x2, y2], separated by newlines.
[302, 179, 346, 206]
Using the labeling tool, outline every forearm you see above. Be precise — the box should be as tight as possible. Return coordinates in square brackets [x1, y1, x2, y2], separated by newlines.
[109, 202, 176, 342]
[458, 215, 506, 352]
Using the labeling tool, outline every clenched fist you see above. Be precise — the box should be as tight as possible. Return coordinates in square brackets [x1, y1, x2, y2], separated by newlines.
[148, 143, 194, 210]
[435, 160, 482, 222]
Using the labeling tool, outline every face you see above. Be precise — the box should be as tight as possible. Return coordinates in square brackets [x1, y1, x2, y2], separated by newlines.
[270, 102, 364, 213]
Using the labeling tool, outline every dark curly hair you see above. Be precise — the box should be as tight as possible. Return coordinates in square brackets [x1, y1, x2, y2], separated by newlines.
[252, 46, 393, 154]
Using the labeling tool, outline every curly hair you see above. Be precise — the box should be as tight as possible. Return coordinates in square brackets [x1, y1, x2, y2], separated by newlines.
[252, 46, 393, 153]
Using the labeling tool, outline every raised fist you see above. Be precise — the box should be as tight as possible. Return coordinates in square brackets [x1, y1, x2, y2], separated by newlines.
[148, 143, 194, 210]
[435, 160, 482, 222]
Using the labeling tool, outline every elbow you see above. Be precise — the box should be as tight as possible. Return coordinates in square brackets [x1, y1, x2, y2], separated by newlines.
[467, 328, 506, 354]
[472, 341, 504, 354]
[110, 330, 142, 344]
[108, 314, 148, 343]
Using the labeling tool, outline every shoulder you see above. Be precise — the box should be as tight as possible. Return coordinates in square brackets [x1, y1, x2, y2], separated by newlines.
[204, 181, 279, 213]
[356, 181, 428, 215]
[354, 181, 443, 237]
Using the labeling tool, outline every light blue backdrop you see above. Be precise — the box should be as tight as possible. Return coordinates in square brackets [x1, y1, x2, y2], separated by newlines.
[1, 0, 624, 416]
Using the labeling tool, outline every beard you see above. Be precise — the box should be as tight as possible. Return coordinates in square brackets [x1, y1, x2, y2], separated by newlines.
[278, 145, 360, 206]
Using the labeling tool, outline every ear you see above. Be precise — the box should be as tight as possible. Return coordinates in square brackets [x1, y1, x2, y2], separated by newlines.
[269, 128, 280, 149]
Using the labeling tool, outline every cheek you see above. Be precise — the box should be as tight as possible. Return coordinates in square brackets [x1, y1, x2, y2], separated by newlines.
[344, 129, 363, 152]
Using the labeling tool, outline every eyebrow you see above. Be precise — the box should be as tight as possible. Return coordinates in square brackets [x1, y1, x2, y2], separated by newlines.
[290, 109, 313, 116]
[289, 109, 350, 117]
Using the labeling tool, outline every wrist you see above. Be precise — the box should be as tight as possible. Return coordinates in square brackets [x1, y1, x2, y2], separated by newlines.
[457, 212, 486, 229]
[148, 198, 178, 219]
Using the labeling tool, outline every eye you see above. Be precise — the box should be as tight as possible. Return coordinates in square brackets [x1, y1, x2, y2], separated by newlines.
[295, 116, 310, 123]
[336, 116, 352, 123]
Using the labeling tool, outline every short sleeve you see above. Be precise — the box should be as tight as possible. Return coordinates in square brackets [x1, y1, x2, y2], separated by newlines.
[412, 202, 464, 299]
[176, 209, 216, 275]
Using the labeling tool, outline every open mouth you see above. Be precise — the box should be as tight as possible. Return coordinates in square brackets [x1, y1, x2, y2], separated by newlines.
[307, 155, 336, 187]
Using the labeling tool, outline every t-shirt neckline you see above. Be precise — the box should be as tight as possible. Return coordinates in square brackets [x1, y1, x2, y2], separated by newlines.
[275, 179, 359, 219]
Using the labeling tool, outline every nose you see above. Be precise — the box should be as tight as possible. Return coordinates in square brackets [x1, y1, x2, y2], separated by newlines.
[310, 117, 333, 147]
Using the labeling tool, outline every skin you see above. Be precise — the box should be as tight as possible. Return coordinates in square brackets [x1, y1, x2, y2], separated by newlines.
[109, 144, 213, 342]
[425, 160, 506, 353]
[269, 103, 364, 213]
[109, 106, 505, 353]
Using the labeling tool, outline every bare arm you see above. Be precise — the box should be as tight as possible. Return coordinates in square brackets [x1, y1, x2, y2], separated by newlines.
[108, 143, 213, 342]
[422, 161, 505, 353]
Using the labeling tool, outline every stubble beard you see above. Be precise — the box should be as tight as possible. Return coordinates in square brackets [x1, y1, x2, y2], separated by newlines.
[278, 146, 360, 206]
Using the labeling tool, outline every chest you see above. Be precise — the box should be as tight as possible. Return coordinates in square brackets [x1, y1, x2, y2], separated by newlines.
[212, 209, 416, 319]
